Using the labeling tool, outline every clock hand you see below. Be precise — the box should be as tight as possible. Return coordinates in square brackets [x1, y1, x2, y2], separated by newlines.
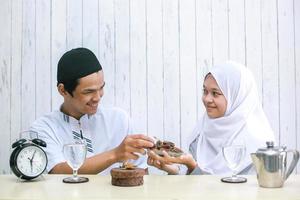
[28, 150, 37, 173]
[28, 156, 33, 173]
[31, 150, 37, 161]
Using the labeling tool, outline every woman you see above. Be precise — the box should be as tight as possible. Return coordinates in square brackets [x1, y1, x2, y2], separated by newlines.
[148, 61, 275, 175]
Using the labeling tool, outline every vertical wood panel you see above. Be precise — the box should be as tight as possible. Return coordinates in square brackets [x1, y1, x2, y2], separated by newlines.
[115, 0, 130, 113]
[245, 0, 263, 100]
[261, 0, 280, 142]
[21, 0, 36, 129]
[10, 0, 23, 145]
[51, 0, 66, 110]
[162, 0, 180, 147]
[146, 0, 164, 139]
[295, 0, 300, 173]
[278, 0, 296, 150]
[0, 0, 11, 174]
[228, 0, 245, 64]
[99, 0, 115, 106]
[212, 0, 229, 64]
[67, 0, 82, 48]
[179, 0, 197, 148]
[130, 0, 147, 132]
[195, 0, 213, 126]
[36, 0, 51, 118]
[83, 0, 99, 55]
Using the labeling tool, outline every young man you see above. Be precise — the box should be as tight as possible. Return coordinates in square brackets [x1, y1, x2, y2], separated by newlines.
[30, 48, 154, 174]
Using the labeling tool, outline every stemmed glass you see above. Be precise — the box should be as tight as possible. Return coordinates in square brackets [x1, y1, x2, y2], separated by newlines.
[221, 139, 247, 183]
[63, 140, 89, 183]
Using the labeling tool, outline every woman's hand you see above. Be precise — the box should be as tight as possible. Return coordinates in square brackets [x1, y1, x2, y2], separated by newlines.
[147, 155, 179, 175]
[147, 150, 198, 174]
[147, 150, 180, 174]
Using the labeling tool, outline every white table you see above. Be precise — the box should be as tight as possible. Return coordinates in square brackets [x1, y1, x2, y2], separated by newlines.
[0, 175, 299, 200]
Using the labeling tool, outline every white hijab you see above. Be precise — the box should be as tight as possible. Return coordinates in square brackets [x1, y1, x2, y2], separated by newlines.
[191, 61, 275, 175]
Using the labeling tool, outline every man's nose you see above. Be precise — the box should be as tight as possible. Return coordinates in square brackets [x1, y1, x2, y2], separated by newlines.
[93, 90, 102, 101]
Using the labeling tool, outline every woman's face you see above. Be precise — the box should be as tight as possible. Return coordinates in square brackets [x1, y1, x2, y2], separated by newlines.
[202, 74, 227, 118]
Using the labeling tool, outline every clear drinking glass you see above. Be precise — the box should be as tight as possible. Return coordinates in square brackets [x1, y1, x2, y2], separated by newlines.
[62, 140, 89, 183]
[221, 139, 247, 183]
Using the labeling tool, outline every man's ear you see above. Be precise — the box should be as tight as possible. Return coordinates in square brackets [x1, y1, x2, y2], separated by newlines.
[57, 83, 69, 96]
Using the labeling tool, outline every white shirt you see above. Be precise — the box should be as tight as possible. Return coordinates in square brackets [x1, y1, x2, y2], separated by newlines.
[30, 106, 147, 175]
[186, 61, 275, 175]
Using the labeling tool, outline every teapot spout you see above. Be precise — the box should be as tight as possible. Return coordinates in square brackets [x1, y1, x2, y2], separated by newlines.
[251, 153, 260, 172]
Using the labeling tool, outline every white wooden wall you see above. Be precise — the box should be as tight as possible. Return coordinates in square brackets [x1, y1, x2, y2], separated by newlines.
[0, 0, 299, 174]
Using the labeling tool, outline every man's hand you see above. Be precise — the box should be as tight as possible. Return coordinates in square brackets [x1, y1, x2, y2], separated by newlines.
[113, 134, 155, 162]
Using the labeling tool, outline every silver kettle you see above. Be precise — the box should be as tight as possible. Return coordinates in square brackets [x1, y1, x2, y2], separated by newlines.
[251, 141, 299, 188]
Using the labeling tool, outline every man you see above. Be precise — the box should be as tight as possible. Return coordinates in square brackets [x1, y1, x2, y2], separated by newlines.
[30, 47, 154, 174]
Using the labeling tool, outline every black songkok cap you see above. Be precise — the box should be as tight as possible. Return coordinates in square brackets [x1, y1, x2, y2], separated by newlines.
[57, 47, 102, 84]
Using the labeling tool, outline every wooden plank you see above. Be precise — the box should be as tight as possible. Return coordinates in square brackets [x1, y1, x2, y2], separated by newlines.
[162, 0, 180, 148]
[277, 0, 296, 150]
[66, 0, 82, 48]
[99, 0, 115, 106]
[261, 0, 280, 142]
[10, 0, 23, 147]
[36, 0, 51, 118]
[178, 0, 197, 149]
[130, 0, 147, 132]
[83, 0, 99, 55]
[211, 0, 229, 64]
[21, 0, 36, 129]
[195, 0, 212, 123]
[115, 0, 130, 113]
[245, 0, 263, 100]
[228, 0, 245, 64]
[51, 0, 66, 110]
[0, 0, 11, 174]
[146, 0, 164, 140]
[295, 0, 300, 174]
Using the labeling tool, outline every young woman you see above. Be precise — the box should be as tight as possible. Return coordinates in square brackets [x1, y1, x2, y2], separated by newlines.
[148, 61, 275, 175]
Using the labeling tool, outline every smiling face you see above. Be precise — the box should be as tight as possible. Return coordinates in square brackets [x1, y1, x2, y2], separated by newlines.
[202, 74, 227, 118]
[59, 71, 105, 119]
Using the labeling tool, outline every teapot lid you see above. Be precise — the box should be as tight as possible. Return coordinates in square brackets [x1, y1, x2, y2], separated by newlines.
[256, 141, 286, 155]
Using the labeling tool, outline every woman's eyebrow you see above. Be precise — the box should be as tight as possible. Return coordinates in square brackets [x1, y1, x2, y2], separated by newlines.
[203, 85, 221, 92]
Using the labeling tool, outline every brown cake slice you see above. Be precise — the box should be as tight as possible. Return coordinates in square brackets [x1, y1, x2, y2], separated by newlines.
[150, 139, 184, 157]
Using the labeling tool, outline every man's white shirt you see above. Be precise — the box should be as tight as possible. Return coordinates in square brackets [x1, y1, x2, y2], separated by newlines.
[30, 106, 147, 175]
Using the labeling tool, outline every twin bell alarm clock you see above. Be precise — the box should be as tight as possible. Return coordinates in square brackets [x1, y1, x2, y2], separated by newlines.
[10, 131, 48, 180]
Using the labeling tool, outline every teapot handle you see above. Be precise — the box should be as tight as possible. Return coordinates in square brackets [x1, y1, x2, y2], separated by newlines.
[285, 149, 300, 180]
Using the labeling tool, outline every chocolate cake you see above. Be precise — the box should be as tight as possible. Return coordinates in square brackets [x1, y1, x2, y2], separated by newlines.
[150, 138, 184, 157]
[110, 164, 145, 187]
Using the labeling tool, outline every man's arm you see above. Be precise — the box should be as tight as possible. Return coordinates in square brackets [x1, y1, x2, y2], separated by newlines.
[50, 134, 154, 174]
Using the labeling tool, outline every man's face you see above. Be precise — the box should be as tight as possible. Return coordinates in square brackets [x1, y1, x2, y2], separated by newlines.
[64, 71, 105, 119]
[202, 74, 227, 118]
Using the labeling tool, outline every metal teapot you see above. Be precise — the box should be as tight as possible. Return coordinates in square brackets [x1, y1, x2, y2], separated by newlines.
[251, 141, 299, 188]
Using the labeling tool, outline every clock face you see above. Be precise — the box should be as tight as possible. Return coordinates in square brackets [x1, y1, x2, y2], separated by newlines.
[16, 145, 47, 177]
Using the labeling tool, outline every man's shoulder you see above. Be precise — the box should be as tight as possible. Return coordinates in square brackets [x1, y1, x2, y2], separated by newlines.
[31, 110, 61, 127]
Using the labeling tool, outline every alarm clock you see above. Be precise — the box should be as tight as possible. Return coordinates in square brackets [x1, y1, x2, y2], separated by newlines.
[10, 138, 48, 180]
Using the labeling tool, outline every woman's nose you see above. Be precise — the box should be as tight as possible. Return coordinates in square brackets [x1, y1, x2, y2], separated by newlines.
[203, 94, 213, 103]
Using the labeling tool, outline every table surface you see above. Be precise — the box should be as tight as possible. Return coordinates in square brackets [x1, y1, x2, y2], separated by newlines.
[0, 174, 299, 200]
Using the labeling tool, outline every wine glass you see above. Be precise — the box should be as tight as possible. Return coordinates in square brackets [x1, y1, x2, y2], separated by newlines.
[221, 139, 247, 183]
[62, 140, 89, 183]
